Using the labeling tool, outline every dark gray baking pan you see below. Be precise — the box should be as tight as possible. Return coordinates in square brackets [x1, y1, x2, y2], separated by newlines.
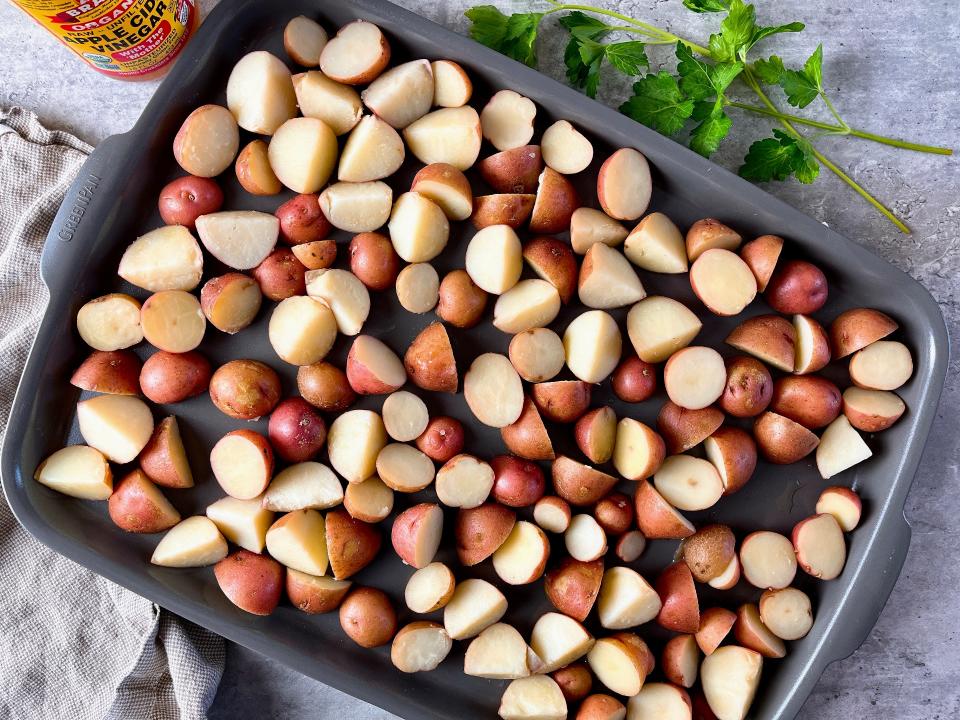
[1, 0, 948, 718]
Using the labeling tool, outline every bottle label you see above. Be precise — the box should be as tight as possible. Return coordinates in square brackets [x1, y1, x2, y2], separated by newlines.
[15, 0, 196, 77]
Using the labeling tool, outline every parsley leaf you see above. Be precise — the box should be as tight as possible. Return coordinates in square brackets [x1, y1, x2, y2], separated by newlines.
[465, 6, 544, 66]
[749, 22, 805, 49]
[690, 104, 733, 157]
[753, 55, 786, 84]
[780, 44, 824, 107]
[708, 0, 756, 62]
[740, 129, 820, 182]
[558, 10, 607, 36]
[558, 13, 649, 97]
[676, 43, 742, 101]
[620, 72, 695, 135]
[683, 0, 730, 12]
[606, 41, 649, 75]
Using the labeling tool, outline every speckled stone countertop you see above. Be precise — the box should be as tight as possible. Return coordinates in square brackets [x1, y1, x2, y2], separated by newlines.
[2, 1, 957, 718]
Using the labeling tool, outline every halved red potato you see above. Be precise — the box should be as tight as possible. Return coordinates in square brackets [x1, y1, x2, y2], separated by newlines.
[753, 411, 819, 464]
[571, 207, 628, 255]
[739, 234, 783, 291]
[792, 513, 847, 580]
[623, 211, 687, 274]
[404, 106, 482, 170]
[793, 314, 831, 374]
[842, 387, 905, 432]
[634, 481, 695, 540]
[829, 307, 898, 358]
[849, 340, 914, 390]
[626, 296, 702, 364]
[653, 455, 724, 512]
[739, 531, 796, 589]
[318, 20, 391, 84]
[725, 314, 795, 373]
[685, 218, 741, 262]
[663, 346, 726, 410]
[689, 249, 757, 316]
[597, 148, 651, 221]
[704, 427, 757, 495]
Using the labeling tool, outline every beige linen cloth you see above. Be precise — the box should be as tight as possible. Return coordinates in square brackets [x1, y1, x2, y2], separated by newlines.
[0, 108, 224, 720]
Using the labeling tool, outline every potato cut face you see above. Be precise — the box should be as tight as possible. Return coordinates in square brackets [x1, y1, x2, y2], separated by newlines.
[262, 462, 344, 512]
[195, 211, 279, 270]
[34, 445, 112, 500]
[293, 71, 362, 135]
[151, 516, 228, 568]
[226, 51, 297, 135]
[206, 496, 275, 554]
[119, 225, 203, 292]
[77, 394, 154, 464]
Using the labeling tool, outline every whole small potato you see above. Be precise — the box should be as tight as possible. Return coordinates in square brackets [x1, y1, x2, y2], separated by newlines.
[210, 359, 281, 420]
[490, 454, 545, 507]
[275, 193, 332, 245]
[297, 361, 356, 412]
[158, 176, 223, 229]
[251, 248, 307, 301]
[552, 663, 592, 702]
[720, 356, 773, 418]
[139, 350, 211, 404]
[681, 523, 735, 582]
[436, 269, 487, 328]
[415, 415, 465, 463]
[765, 259, 828, 314]
[612, 355, 657, 403]
[349, 232, 400, 291]
[268, 397, 327, 462]
[594, 492, 633, 535]
[339, 586, 397, 648]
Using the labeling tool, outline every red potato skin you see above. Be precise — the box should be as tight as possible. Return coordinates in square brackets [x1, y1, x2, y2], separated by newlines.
[71, 350, 142, 395]
[158, 176, 223, 229]
[490, 455, 546, 507]
[286, 572, 351, 615]
[276, 193, 332, 245]
[709, 426, 757, 495]
[551, 456, 618, 506]
[657, 401, 724, 455]
[577, 694, 626, 720]
[739, 234, 783, 291]
[478, 145, 543, 194]
[346, 339, 406, 395]
[594, 492, 634, 535]
[404, 322, 458, 394]
[720, 356, 773, 418]
[532, 381, 592, 423]
[681, 524, 736, 582]
[209, 359, 281, 420]
[522, 236, 578, 304]
[297, 362, 356, 413]
[530, 168, 580, 234]
[765, 259, 828, 314]
[544, 557, 604, 622]
[436, 270, 488, 329]
[325, 509, 383, 580]
[349, 232, 400, 291]
[339, 587, 397, 648]
[214, 550, 284, 616]
[107, 470, 179, 533]
[655, 562, 700, 634]
[501, 396, 555, 461]
[455, 503, 517, 566]
[692, 691, 720, 720]
[391, 503, 442, 568]
[829, 307, 898, 358]
[200, 273, 262, 334]
[139, 350, 212, 404]
[292, 239, 337, 270]
[770, 376, 842, 429]
[696, 607, 737, 654]
[267, 397, 327, 463]
[415, 415, 465, 463]
[612, 356, 657, 403]
[139, 416, 193, 489]
[753, 411, 820, 464]
[251, 248, 307, 301]
[470, 194, 535, 229]
[633, 481, 695, 539]
[553, 664, 593, 702]
[575, 406, 616, 464]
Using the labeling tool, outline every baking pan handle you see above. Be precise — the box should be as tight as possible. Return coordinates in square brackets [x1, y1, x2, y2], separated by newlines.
[40, 133, 130, 287]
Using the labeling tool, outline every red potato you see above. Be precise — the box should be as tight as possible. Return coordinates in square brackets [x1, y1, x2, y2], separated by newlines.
[226, 51, 297, 135]
[465, 224, 523, 295]
[533, 381, 591, 423]
[173, 104, 239, 178]
[108, 470, 180, 534]
[349, 232, 400, 291]
[690, 249, 757, 316]
[436, 453, 494, 508]
[404, 322, 458, 393]
[479, 145, 543, 194]
[662, 635, 699, 688]
[377, 443, 436, 493]
[564, 310, 622, 384]
[140, 290, 206, 354]
[265, 509, 329, 576]
[471, 194, 535, 229]
[387, 192, 450, 263]
[544, 557, 604, 622]
[481, 90, 536, 150]
[725, 314, 795, 373]
[696, 607, 737, 655]
[493, 279, 562, 334]
[416, 415, 465, 462]
[656, 402, 724, 455]
[464, 353, 524, 427]
[261, 462, 343, 513]
[577, 694, 625, 720]
[214, 550, 284, 616]
[681, 524, 736, 583]
[340, 587, 397, 648]
[793, 513, 847, 580]
[118, 225, 203, 293]
[733, 604, 785, 659]
[565, 514, 608, 562]
[596, 566, 661, 630]
[764, 259, 828, 315]
[151, 516, 227, 568]
[793, 314, 831, 375]
[739, 531, 796, 590]
[700, 646, 762, 720]
[530, 612, 595, 673]
[843, 387, 905, 432]
[71, 350, 141, 396]
[391, 622, 453, 674]
[597, 148, 652, 221]
[753, 411, 820, 464]
[319, 20, 391, 84]
[286, 570, 352, 615]
[235, 139, 282, 195]
[464, 622, 538, 679]
[664, 346, 726, 410]
[654, 455, 724, 512]
[493, 520, 551, 585]
[685, 218, 741, 262]
[770, 376, 841, 429]
[318, 181, 393, 233]
[432, 59, 472, 107]
[455, 503, 517, 566]
[615, 531, 647, 563]
[594, 492, 634, 535]
[739, 234, 783, 291]
[523, 236, 579, 304]
[267, 398, 326, 463]
[502, 397, 556, 461]
[759, 587, 813, 641]
[816, 486, 862, 531]
[575, 407, 617, 465]
[849, 340, 914, 390]
[436, 269, 487, 328]
[343, 475, 394, 523]
[535, 496, 572, 533]
[627, 684, 692, 720]
[443, 578, 509, 640]
[572, 207, 628, 255]
[708, 556, 741, 591]
[292, 240, 337, 270]
[205, 496, 275, 554]
[34, 445, 112, 500]
[704, 427, 757, 495]
[829, 307, 899, 358]
[578, 243, 646, 310]
[201, 273, 262, 334]
[612, 418, 666, 481]
[491, 455, 546, 507]
[612, 356, 657, 403]
[76, 395, 153, 464]
[392, 503, 444, 569]
[361, 59, 434, 129]
[410, 163, 474, 221]
[530, 168, 580, 234]
[140, 416, 193, 489]
[158, 176, 223, 229]
[209, 359, 281, 420]
[325, 509, 382, 580]
[404, 563, 456, 614]
[346, 335, 407, 395]
[509, 328, 565, 382]
[403, 106, 483, 171]
[587, 634, 650, 697]
[499, 676, 567, 720]
[210, 430, 273, 500]
[283, 15, 327, 66]
[553, 664, 593, 703]
[720, 356, 773, 418]
[280, 293, 348, 361]
[297, 362, 356, 413]
[623, 211, 687, 273]
[275, 193, 332, 245]
[76, 293, 143, 351]
[626, 295, 702, 364]
[656, 562, 700, 634]
[552, 456, 618, 506]
[542, 120, 594, 175]
[251, 248, 306, 301]
[634, 481, 695, 539]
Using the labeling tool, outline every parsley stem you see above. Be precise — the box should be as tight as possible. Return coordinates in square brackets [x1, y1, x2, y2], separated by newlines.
[820, 93, 848, 130]
[726, 101, 953, 155]
[741, 69, 911, 233]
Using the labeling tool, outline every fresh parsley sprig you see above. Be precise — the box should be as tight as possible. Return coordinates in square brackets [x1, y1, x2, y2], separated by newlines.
[465, 0, 953, 233]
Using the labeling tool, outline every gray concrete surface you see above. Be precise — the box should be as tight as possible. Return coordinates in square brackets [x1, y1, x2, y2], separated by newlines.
[1, 0, 957, 718]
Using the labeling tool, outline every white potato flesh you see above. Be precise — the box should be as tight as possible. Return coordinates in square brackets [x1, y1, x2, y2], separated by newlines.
[435, 455, 494, 508]
[498, 676, 567, 720]
[403, 106, 482, 170]
[118, 225, 203, 292]
[740, 531, 797, 590]
[292, 71, 362, 135]
[624, 212, 688, 273]
[388, 192, 450, 263]
[382, 391, 430, 442]
[431, 60, 472, 107]
[268, 117, 338, 193]
[563, 310, 622, 383]
[344, 475, 394, 522]
[305, 268, 371, 336]
[210, 433, 271, 500]
[77, 394, 153, 464]
[598, 148, 652, 221]
[34, 445, 112, 500]
[377, 443, 436, 493]
[318, 20, 390, 85]
[849, 340, 914, 390]
[395, 263, 440, 314]
[318, 181, 393, 233]
[361, 59, 434, 128]
[529, 612, 594, 672]
[690, 249, 757, 316]
[338, 115, 405, 182]
[597, 566, 662, 630]
[283, 16, 327, 67]
[653, 455, 724, 512]
[700, 646, 762, 720]
[627, 296, 702, 363]
[268, 295, 337, 365]
[443, 578, 508, 640]
[173, 105, 239, 177]
[140, 290, 206, 354]
[391, 623, 453, 673]
[578, 243, 646, 309]
[405, 562, 455, 613]
[627, 683, 692, 720]
[327, 410, 387, 483]
[570, 207, 628, 254]
[481, 90, 536, 151]
[493, 279, 561, 334]
[492, 521, 549, 585]
[587, 637, 645, 697]
[261, 462, 344, 512]
[151, 516, 228, 568]
[664, 346, 726, 410]
[564, 514, 608, 562]
[265, 509, 328, 576]
[226, 51, 297, 135]
[76, 293, 143, 351]
[465, 224, 523, 294]
[542, 120, 594, 174]
[465, 622, 533, 679]
[816, 415, 873, 479]
[206, 495, 274, 554]
[464, 353, 525, 428]
[195, 211, 279, 270]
